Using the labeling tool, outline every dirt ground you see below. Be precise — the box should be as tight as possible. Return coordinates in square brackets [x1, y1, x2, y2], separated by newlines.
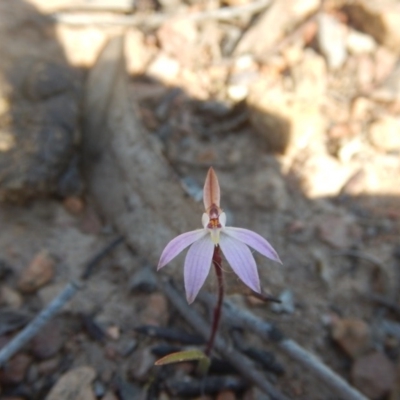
[0, 1, 400, 400]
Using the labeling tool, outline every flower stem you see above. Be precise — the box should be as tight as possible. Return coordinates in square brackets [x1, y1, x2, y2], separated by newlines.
[205, 245, 223, 356]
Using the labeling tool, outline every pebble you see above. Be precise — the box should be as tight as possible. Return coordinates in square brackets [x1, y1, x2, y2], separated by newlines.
[106, 325, 120, 341]
[317, 214, 361, 249]
[79, 206, 103, 235]
[350, 97, 373, 121]
[296, 153, 352, 197]
[125, 28, 152, 76]
[346, 29, 377, 54]
[17, 250, 55, 294]
[31, 320, 64, 359]
[36, 357, 60, 376]
[318, 13, 347, 70]
[45, 366, 96, 400]
[116, 338, 137, 357]
[216, 390, 236, 400]
[271, 289, 295, 314]
[351, 351, 395, 399]
[368, 116, 400, 152]
[101, 392, 119, 400]
[129, 347, 156, 381]
[0, 285, 23, 308]
[129, 266, 157, 293]
[63, 196, 85, 215]
[93, 380, 106, 398]
[346, 0, 400, 52]
[147, 53, 180, 84]
[0, 353, 32, 385]
[139, 293, 169, 326]
[331, 317, 371, 359]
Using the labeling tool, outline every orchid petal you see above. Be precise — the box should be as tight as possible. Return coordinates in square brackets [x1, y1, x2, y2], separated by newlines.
[202, 213, 209, 229]
[219, 233, 261, 293]
[184, 235, 214, 304]
[223, 227, 281, 263]
[158, 229, 207, 270]
[219, 212, 226, 227]
[203, 167, 220, 210]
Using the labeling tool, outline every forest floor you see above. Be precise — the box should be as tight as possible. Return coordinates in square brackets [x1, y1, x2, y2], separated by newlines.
[0, 1, 400, 399]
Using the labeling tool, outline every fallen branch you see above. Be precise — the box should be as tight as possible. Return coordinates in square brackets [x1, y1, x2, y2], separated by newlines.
[0, 282, 81, 367]
[156, 275, 291, 400]
[0, 237, 123, 367]
[199, 293, 369, 400]
[51, 0, 272, 27]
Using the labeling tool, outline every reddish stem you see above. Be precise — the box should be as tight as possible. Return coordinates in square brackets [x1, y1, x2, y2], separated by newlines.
[205, 245, 224, 356]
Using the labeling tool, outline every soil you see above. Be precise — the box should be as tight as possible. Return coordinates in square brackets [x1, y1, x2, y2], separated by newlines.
[0, 1, 399, 400]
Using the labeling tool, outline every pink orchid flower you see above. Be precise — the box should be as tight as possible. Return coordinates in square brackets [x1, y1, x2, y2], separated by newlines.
[158, 167, 282, 303]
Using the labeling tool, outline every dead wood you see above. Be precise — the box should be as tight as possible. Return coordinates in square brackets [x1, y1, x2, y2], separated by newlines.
[82, 36, 201, 271]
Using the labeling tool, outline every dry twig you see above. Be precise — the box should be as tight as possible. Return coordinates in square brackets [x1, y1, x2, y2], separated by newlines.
[51, 0, 272, 27]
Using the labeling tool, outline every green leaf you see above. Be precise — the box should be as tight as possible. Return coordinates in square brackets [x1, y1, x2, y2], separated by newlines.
[155, 349, 210, 371]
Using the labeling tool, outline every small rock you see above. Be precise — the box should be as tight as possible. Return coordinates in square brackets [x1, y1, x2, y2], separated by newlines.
[331, 317, 371, 359]
[106, 326, 120, 341]
[157, 17, 198, 66]
[297, 154, 353, 198]
[129, 266, 157, 293]
[116, 338, 137, 357]
[139, 293, 169, 326]
[93, 380, 106, 398]
[45, 366, 96, 400]
[115, 375, 142, 399]
[180, 176, 203, 203]
[216, 390, 236, 400]
[346, 29, 377, 54]
[63, 196, 85, 215]
[125, 28, 152, 75]
[271, 289, 295, 314]
[346, 0, 400, 53]
[129, 348, 156, 381]
[17, 250, 55, 294]
[312, 248, 332, 284]
[147, 53, 180, 84]
[79, 206, 103, 235]
[317, 214, 361, 249]
[350, 97, 373, 121]
[356, 54, 375, 92]
[368, 116, 400, 152]
[31, 320, 64, 359]
[318, 13, 347, 69]
[36, 357, 60, 376]
[101, 392, 119, 400]
[351, 351, 395, 399]
[0, 285, 23, 308]
[0, 353, 32, 385]
[339, 168, 368, 196]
